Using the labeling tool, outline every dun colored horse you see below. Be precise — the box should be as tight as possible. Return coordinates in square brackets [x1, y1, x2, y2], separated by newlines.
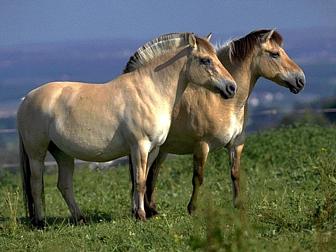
[135, 29, 306, 216]
[18, 33, 237, 227]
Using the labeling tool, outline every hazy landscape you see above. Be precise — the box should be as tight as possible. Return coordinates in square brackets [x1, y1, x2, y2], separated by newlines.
[1, 27, 336, 112]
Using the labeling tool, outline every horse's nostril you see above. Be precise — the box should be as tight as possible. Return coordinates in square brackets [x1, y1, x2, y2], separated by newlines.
[296, 76, 305, 88]
[299, 78, 304, 86]
[227, 82, 236, 94]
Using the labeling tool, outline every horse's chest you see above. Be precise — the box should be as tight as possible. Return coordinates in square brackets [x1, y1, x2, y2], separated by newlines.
[226, 116, 244, 142]
[151, 114, 171, 146]
[207, 113, 244, 150]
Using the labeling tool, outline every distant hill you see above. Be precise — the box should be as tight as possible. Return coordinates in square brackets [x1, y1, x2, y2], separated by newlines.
[0, 27, 335, 116]
[0, 38, 142, 103]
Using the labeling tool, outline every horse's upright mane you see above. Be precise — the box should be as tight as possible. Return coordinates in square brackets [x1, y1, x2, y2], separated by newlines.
[217, 29, 283, 63]
[123, 33, 193, 73]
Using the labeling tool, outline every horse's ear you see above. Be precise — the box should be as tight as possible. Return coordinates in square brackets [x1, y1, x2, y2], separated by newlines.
[188, 33, 197, 49]
[261, 29, 276, 43]
[205, 32, 212, 42]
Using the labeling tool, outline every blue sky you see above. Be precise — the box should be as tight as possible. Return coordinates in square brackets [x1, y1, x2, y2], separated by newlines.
[0, 0, 335, 46]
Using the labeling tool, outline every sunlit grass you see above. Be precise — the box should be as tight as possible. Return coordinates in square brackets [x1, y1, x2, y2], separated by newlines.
[0, 124, 335, 251]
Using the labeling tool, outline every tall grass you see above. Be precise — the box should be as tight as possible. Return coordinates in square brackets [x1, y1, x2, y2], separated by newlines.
[2, 190, 19, 233]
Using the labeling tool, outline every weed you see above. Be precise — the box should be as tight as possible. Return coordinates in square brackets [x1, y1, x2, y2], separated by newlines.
[2, 189, 19, 234]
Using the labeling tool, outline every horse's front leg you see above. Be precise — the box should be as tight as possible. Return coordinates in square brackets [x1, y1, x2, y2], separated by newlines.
[130, 142, 159, 220]
[229, 143, 244, 208]
[144, 151, 168, 217]
[187, 141, 209, 214]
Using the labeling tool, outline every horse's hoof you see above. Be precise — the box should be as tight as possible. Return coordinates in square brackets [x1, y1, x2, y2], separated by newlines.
[233, 198, 244, 209]
[187, 203, 196, 215]
[145, 207, 159, 218]
[77, 216, 87, 225]
[32, 219, 46, 229]
[135, 209, 146, 221]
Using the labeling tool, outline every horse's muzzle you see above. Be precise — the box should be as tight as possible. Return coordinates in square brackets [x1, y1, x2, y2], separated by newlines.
[217, 80, 237, 99]
[286, 72, 306, 94]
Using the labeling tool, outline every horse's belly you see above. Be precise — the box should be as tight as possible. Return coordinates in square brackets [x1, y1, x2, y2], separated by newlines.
[160, 137, 196, 154]
[52, 138, 128, 162]
[49, 113, 171, 161]
[49, 124, 128, 162]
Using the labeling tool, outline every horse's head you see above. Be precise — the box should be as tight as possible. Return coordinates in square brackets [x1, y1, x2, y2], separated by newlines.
[186, 34, 237, 99]
[253, 29, 305, 94]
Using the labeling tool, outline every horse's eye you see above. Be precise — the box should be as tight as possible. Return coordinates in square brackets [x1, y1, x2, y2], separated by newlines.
[199, 58, 212, 66]
[269, 51, 280, 58]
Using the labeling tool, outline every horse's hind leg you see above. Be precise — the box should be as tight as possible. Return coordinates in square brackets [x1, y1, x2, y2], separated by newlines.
[48, 142, 84, 224]
[144, 151, 168, 217]
[19, 130, 49, 228]
[28, 157, 47, 228]
[187, 141, 209, 214]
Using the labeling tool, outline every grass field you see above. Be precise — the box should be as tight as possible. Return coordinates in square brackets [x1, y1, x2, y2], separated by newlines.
[0, 124, 335, 251]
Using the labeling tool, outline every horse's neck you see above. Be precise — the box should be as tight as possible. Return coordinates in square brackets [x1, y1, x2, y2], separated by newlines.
[142, 54, 188, 107]
[218, 47, 259, 108]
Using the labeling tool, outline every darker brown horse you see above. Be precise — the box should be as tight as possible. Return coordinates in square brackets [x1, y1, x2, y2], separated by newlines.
[130, 29, 306, 216]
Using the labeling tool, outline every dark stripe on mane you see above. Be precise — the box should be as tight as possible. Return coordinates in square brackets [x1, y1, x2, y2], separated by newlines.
[219, 29, 283, 62]
[123, 33, 192, 73]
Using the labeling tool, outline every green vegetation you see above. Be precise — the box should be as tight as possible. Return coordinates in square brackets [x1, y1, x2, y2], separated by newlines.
[0, 124, 335, 251]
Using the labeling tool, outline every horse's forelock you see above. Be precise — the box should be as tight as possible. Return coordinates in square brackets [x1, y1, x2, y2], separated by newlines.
[195, 37, 216, 55]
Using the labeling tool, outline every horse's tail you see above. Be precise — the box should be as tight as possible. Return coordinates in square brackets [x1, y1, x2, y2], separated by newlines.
[19, 132, 35, 221]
